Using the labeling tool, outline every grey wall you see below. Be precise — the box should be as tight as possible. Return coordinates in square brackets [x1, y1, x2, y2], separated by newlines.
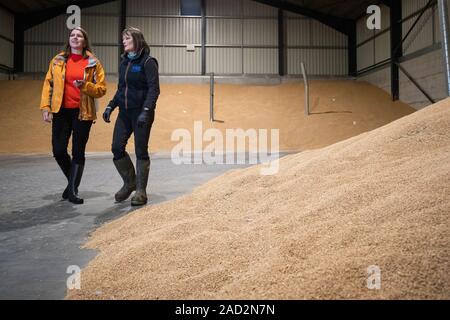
[356, 4, 390, 71]
[286, 11, 347, 76]
[21, 0, 349, 77]
[24, 1, 120, 74]
[399, 49, 446, 108]
[127, 0, 202, 75]
[357, 0, 447, 109]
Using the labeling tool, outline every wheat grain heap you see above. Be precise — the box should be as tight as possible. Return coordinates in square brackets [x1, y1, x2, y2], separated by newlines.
[0, 80, 413, 153]
[67, 98, 449, 300]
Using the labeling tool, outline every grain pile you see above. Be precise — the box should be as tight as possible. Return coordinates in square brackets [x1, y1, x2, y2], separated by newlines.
[67, 98, 449, 300]
[0, 79, 414, 153]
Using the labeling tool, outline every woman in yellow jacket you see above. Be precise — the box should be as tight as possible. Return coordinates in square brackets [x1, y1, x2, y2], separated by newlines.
[40, 27, 106, 204]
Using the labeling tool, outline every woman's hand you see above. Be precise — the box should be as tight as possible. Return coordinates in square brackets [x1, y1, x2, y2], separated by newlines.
[42, 110, 53, 123]
[73, 80, 86, 88]
[137, 107, 152, 128]
[103, 106, 113, 123]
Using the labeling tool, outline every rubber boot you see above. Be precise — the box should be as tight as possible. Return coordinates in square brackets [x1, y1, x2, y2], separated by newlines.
[62, 174, 80, 200]
[55, 156, 71, 199]
[68, 162, 84, 204]
[113, 153, 136, 202]
[131, 159, 150, 206]
[62, 182, 79, 200]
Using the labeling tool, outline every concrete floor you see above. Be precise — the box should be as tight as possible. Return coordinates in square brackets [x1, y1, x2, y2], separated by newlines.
[0, 152, 285, 299]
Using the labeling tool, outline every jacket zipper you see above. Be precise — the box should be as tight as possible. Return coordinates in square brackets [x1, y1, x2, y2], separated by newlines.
[78, 66, 89, 120]
[125, 61, 131, 110]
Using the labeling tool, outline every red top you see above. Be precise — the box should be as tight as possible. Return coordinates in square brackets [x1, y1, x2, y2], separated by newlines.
[63, 53, 89, 109]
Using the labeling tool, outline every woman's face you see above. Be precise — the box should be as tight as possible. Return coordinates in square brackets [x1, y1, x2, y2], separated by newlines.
[122, 33, 134, 53]
[69, 29, 85, 51]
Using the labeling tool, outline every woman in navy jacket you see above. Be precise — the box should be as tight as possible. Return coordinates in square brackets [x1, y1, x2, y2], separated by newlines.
[103, 27, 160, 206]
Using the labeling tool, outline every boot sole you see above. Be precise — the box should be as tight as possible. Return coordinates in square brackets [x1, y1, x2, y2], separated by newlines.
[115, 189, 136, 202]
[131, 201, 147, 206]
[62, 189, 78, 200]
[69, 198, 84, 204]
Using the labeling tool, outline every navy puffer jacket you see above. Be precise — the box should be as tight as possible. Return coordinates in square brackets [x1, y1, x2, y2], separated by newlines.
[108, 48, 160, 111]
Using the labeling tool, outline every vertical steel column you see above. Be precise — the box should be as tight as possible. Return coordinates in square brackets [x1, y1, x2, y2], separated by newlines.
[210, 72, 214, 122]
[240, 0, 244, 75]
[438, 0, 450, 96]
[14, 15, 24, 73]
[348, 20, 357, 77]
[390, 0, 402, 101]
[119, 0, 126, 66]
[278, 9, 285, 76]
[300, 62, 309, 116]
[201, 0, 206, 75]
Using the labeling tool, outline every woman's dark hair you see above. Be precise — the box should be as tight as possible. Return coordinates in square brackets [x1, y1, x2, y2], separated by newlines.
[122, 26, 150, 56]
[63, 27, 92, 59]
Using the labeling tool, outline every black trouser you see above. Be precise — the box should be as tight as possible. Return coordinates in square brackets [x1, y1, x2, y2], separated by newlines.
[112, 108, 155, 161]
[52, 108, 93, 166]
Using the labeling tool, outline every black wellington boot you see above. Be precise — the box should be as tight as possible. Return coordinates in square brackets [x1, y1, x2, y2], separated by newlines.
[68, 162, 84, 204]
[63, 176, 80, 200]
[55, 155, 72, 200]
[113, 153, 136, 202]
[131, 159, 150, 206]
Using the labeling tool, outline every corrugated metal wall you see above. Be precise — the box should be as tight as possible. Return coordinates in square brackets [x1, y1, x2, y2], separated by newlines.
[127, 17, 164, 43]
[402, 0, 429, 18]
[24, 1, 120, 74]
[0, 7, 14, 39]
[165, 18, 202, 44]
[206, 48, 242, 74]
[204, 0, 350, 75]
[25, 15, 67, 43]
[287, 12, 347, 75]
[288, 49, 347, 75]
[205, 0, 278, 75]
[356, 4, 390, 72]
[0, 7, 14, 68]
[127, 0, 202, 75]
[0, 39, 14, 69]
[163, 47, 202, 74]
[357, 0, 441, 73]
[402, 1, 437, 56]
[127, 0, 179, 15]
[356, 0, 447, 109]
[21, 0, 351, 76]
[206, 0, 241, 16]
[375, 32, 390, 62]
[357, 41, 374, 71]
[24, 45, 61, 73]
[244, 19, 277, 46]
[207, 19, 242, 44]
[126, 0, 281, 75]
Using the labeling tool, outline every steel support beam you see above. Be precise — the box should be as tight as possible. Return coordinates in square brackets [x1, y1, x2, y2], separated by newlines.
[438, 0, 450, 96]
[119, 0, 126, 64]
[0, 3, 16, 15]
[252, 0, 352, 35]
[278, 9, 285, 76]
[348, 20, 357, 77]
[13, 15, 24, 73]
[397, 0, 435, 54]
[201, 0, 206, 75]
[397, 63, 435, 104]
[390, 0, 402, 101]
